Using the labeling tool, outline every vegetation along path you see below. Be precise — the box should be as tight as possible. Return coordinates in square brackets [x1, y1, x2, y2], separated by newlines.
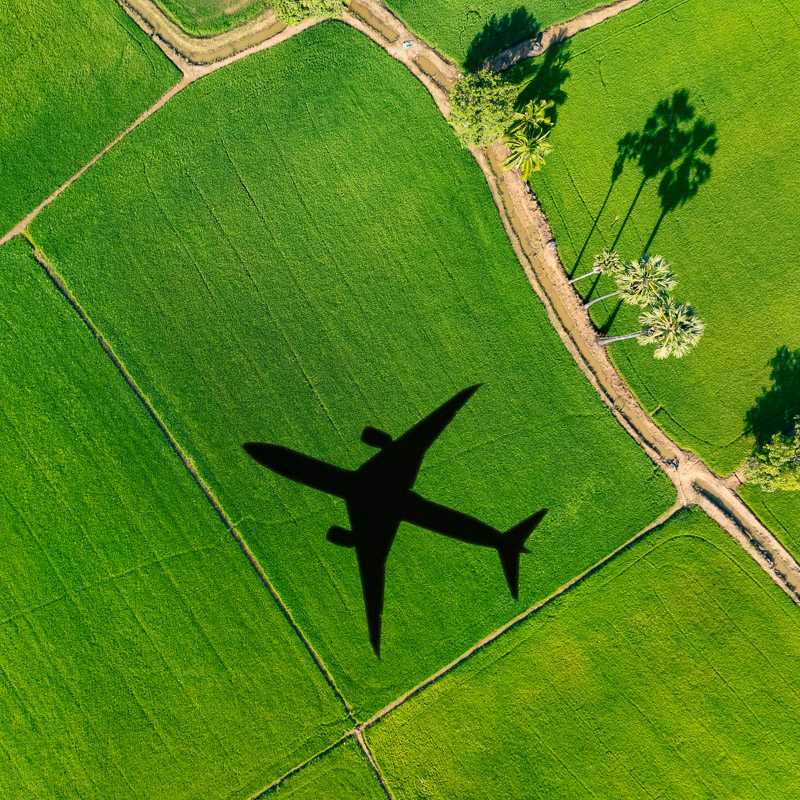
[5, 0, 799, 792]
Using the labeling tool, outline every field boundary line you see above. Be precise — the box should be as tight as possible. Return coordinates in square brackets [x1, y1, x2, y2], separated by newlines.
[249, 733, 351, 798]
[251, 502, 682, 795]
[0, 78, 190, 248]
[354, 728, 396, 799]
[359, 502, 682, 731]
[23, 236, 356, 724]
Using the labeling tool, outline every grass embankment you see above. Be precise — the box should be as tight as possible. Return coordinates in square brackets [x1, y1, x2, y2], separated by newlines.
[267, 741, 385, 798]
[154, 0, 269, 36]
[0, 0, 179, 235]
[385, 0, 600, 67]
[368, 508, 800, 799]
[0, 239, 347, 798]
[520, 0, 800, 474]
[32, 22, 673, 717]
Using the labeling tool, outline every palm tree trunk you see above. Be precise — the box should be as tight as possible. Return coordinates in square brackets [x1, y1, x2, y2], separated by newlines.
[584, 289, 620, 309]
[569, 268, 599, 285]
[599, 330, 647, 346]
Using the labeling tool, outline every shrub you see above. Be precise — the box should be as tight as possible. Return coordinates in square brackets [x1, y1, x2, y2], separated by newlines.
[449, 70, 516, 148]
[274, 0, 344, 24]
[745, 421, 800, 491]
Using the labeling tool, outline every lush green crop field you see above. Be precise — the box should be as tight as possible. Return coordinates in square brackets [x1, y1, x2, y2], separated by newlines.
[269, 741, 384, 798]
[0, 239, 347, 798]
[0, 0, 179, 236]
[32, 22, 673, 717]
[386, 0, 598, 66]
[368, 508, 800, 798]
[522, 0, 800, 474]
[154, 0, 268, 36]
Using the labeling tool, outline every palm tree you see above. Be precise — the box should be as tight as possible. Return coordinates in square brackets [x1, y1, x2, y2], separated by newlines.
[508, 99, 554, 138]
[639, 297, 705, 358]
[599, 297, 704, 359]
[503, 129, 552, 180]
[570, 248, 622, 285]
[584, 254, 675, 309]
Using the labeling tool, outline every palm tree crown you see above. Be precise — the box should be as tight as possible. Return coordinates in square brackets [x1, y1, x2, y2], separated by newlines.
[639, 297, 704, 359]
[503, 130, 553, 181]
[508, 99, 554, 138]
[617, 255, 677, 307]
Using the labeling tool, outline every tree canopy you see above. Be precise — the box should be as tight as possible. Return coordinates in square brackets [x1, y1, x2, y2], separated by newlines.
[273, 0, 344, 24]
[449, 70, 517, 148]
[745, 421, 800, 491]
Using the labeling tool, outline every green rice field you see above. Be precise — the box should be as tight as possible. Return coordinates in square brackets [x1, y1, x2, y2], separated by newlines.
[368, 508, 800, 798]
[29, 22, 673, 717]
[0, 0, 179, 235]
[154, 0, 269, 36]
[0, 239, 348, 798]
[386, 0, 598, 66]
[268, 741, 385, 798]
[523, 0, 800, 475]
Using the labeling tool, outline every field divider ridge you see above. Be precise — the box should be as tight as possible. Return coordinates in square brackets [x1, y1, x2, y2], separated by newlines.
[360, 502, 683, 731]
[22, 234, 356, 725]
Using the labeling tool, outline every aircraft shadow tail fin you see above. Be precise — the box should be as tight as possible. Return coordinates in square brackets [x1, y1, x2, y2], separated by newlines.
[498, 509, 548, 599]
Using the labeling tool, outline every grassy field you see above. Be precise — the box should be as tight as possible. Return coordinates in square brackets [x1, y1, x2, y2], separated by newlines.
[0, 0, 179, 236]
[31, 22, 673, 717]
[368, 508, 800, 798]
[521, 0, 800, 475]
[385, 0, 599, 67]
[154, 0, 268, 35]
[0, 239, 348, 798]
[268, 741, 384, 798]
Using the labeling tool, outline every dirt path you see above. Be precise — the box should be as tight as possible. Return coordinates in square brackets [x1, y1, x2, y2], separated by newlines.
[488, 0, 647, 70]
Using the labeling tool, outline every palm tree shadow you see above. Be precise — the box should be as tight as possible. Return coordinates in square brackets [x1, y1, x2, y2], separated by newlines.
[610, 89, 717, 253]
[598, 299, 624, 335]
[745, 346, 800, 447]
[514, 33, 571, 124]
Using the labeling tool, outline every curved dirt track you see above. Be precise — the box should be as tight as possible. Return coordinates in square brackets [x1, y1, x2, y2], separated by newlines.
[117, 0, 800, 604]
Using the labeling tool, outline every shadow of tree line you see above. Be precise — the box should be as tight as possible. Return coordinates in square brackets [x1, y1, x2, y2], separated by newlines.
[746, 347, 800, 449]
[464, 12, 719, 335]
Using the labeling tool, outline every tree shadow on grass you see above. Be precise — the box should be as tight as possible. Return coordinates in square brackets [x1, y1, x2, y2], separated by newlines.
[611, 89, 717, 252]
[514, 32, 571, 121]
[465, 8, 540, 72]
[745, 346, 800, 447]
[576, 89, 717, 283]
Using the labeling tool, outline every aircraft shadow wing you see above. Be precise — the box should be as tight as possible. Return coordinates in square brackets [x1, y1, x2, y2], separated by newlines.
[243, 442, 350, 497]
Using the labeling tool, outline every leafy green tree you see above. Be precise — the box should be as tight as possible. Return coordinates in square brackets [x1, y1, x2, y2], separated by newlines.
[585, 254, 676, 309]
[508, 99, 554, 138]
[600, 297, 704, 359]
[274, 0, 343, 24]
[570, 248, 622, 285]
[745, 422, 800, 492]
[449, 70, 517, 148]
[503, 129, 552, 180]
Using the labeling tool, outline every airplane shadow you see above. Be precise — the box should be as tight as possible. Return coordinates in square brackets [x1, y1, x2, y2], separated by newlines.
[243, 385, 547, 656]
